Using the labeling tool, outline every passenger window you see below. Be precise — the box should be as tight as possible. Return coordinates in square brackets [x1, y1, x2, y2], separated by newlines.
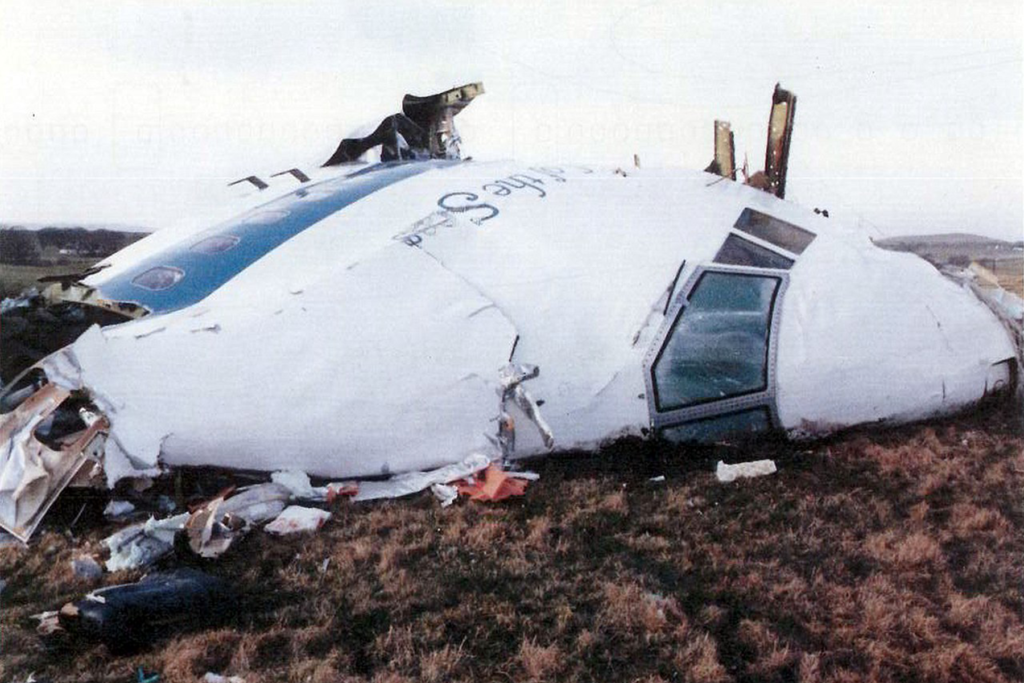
[652, 271, 780, 411]
[734, 208, 815, 254]
[661, 408, 770, 443]
[131, 266, 184, 291]
[190, 234, 240, 254]
[714, 234, 794, 270]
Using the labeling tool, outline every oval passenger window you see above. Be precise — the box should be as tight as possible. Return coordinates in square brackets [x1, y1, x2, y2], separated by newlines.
[131, 266, 184, 291]
[190, 235, 240, 254]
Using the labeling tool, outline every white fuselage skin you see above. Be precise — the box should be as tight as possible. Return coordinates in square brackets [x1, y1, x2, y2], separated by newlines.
[36, 161, 1014, 484]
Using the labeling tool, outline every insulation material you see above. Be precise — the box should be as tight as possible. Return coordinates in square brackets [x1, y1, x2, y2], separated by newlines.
[430, 483, 458, 507]
[352, 453, 490, 502]
[103, 500, 135, 519]
[103, 513, 189, 572]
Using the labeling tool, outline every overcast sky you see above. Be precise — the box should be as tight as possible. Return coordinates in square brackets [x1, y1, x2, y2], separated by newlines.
[1, 1, 1021, 240]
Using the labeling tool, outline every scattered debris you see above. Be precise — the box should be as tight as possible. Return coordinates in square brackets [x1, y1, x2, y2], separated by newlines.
[32, 610, 61, 636]
[103, 500, 136, 519]
[324, 481, 359, 501]
[56, 568, 235, 652]
[649, 475, 666, 483]
[185, 496, 241, 559]
[455, 463, 529, 502]
[270, 470, 319, 499]
[185, 483, 294, 557]
[506, 469, 540, 481]
[430, 482, 459, 507]
[264, 506, 331, 535]
[715, 459, 777, 483]
[104, 513, 189, 572]
[71, 555, 103, 580]
[203, 674, 245, 683]
[352, 453, 490, 502]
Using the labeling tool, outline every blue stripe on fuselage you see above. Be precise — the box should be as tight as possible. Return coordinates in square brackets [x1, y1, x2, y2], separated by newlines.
[96, 160, 454, 315]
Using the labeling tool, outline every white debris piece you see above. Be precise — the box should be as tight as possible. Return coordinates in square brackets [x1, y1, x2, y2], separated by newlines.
[715, 459, 777, 483]
[271, 470, 319, 499]
[203, 674, 246, 683]
[32, 610, 61, 635]
[264, 506, 330, 535]
[71, 555, 103, 580]
[186, 483, 293, 558]
[104, 513, 190, 572]
[220, 483, 291, 523]
[103, 500, 136, 519]
[506, 470, 540, 481]
[649, 475, 666, 482]
[352, 453, 490, 502]
[430, 483, 458, 507]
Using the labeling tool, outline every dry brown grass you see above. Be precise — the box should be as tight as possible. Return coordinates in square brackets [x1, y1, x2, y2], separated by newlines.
[0, 398, 1021, 682]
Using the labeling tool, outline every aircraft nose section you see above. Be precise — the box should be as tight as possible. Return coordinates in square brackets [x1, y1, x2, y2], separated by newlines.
[774, 241, 1017, 434]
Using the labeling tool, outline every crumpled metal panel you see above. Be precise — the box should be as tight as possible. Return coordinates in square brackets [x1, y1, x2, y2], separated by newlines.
[0, 384, 108, 542]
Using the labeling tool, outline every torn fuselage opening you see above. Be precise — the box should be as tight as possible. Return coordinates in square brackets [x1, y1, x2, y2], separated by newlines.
[0, 382, 109, 542]
[1, 285, 145, 387]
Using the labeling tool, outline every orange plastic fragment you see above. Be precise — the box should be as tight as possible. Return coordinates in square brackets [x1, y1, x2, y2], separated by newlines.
[455, 464, 528, 502]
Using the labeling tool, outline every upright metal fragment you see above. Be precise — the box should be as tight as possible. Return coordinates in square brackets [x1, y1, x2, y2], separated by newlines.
[711, 120, 736, 180]
[763, 83, 796, 198]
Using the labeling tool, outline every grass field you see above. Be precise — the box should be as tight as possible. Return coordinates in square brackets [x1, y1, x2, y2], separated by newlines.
[0, 260, 98, 299]
[0, 398, 1021, 683]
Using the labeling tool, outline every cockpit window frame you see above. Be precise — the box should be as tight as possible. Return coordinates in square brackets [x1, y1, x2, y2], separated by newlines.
[642, 263, 789, 434]
[733, 207, 816, 255]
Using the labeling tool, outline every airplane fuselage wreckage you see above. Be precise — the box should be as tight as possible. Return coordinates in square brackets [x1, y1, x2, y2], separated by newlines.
[1, 83, 1019, 541]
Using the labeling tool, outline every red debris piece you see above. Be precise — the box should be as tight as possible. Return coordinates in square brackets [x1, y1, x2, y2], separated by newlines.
[455, 464, 528, 502]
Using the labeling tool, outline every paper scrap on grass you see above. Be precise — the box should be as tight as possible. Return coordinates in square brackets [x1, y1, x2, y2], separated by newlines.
[715, 459, 777, 483]
[265, 506, 331, 534]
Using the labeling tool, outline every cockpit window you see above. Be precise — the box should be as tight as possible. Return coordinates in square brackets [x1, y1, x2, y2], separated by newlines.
[652, 271, 780, 411]
[661, 407, 771, 443]
[714, 234, 794, 270]
[131, 266, 184, 291]
[190, 235, 240, 254]
[734, 208, 815, 254]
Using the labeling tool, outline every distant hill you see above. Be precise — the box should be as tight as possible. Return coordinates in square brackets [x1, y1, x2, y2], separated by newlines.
[875, 233, 1024, 269]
